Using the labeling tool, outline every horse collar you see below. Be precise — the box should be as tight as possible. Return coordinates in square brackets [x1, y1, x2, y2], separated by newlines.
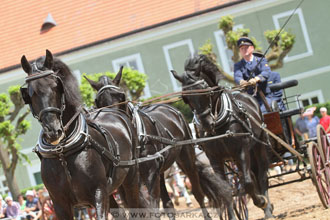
[35, 113, 89, 158]
[214, 91, 232, 128]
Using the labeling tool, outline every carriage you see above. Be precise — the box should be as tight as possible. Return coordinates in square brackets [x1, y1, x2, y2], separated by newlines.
[219, 78, 330, 219]
[263, 79, 330, 208]
[20, 50, 329, 220]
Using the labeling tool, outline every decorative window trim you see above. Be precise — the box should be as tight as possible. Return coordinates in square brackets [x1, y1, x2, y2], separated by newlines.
[27, 161, 41, 186]
[298, 89, 324, 108]
[163, 39, 195, 91]
[214, 24, 243, 75]
[112, 53, 151, 98]
[273, 8, 313, 62]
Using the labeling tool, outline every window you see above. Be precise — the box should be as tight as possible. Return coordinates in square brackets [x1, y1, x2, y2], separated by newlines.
[214, 25, 243, 75]
[273, 8, 313, 62]
[112, 53, 151, 98]
[163, 39, 195, 91]
[33, 172, 43, 185]
[27, 162, 41, 186]
[298, 90, 324, 108]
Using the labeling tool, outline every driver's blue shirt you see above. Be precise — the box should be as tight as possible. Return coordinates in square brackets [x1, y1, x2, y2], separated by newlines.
[267, 71, 286, 111]
[234, 55, 273, 113]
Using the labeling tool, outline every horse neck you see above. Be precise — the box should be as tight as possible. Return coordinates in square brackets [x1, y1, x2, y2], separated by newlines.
[62, 103, 80, 135]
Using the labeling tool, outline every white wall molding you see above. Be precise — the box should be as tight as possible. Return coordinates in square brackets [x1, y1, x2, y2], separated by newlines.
[283, 65, 330, 82]
[163, 39, 194, 91]
[273, 8, 313, 62]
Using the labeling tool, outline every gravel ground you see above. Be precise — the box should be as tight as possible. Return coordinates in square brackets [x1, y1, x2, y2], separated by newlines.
[163, 171, 330, 220]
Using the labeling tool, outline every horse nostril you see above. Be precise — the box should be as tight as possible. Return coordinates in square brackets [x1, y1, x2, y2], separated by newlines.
[57, 129, 62, 138]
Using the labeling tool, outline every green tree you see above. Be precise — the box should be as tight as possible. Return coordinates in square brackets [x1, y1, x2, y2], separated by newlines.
[199, 15, 295, 83]
[80, 67, 147, 107]
[0, 85, 30, 200]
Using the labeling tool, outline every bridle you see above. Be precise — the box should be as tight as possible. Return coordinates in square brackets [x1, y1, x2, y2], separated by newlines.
[20, 63, 66, 126]
[95, 84, 126, 108]
[182, 78, 217, 125]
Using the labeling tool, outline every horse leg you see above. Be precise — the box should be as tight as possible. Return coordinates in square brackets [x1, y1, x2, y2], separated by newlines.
[51, 199, 74, 220]
[160, 174, 176, 220]
[93, 187, 109, 220]
[254, 141, 274, 219]
[237, 146, 267, 210]
[109, 194, 126, 220]
[122, 168, 157, 220]
[140, 162, 161, 209]
[208, 158, 236, 220]
[176, 147, 212, 220]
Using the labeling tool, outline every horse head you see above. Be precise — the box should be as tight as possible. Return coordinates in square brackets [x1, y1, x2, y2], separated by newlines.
[84, 66, 126, 111]
[20, 50, 81, 145]
[184, 54, 222, 86]
[171, 69, 216, 133]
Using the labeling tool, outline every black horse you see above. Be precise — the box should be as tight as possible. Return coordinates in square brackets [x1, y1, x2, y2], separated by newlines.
[20, 50, 147, 220]
[171, 54, 274, 219]
[85, 69, 236, 220]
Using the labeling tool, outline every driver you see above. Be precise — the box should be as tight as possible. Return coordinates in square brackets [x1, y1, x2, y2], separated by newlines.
[234, 37, 274, 113]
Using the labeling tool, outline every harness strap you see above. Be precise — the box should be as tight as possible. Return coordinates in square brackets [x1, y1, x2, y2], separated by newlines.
[89, 137, 120, 166]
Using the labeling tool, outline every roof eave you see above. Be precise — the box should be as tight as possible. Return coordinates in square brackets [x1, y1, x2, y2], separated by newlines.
[0, 0, 246, 74]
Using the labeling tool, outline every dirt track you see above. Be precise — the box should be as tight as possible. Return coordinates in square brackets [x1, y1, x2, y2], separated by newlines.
[168, 171, 330, 220]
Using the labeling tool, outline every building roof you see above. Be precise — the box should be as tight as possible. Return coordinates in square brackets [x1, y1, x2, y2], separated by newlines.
[0, 0, 242, 72]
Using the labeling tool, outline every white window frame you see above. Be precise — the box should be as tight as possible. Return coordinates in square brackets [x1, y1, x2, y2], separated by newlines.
[27, 161, 41, 186]
[273, 8, 313, 62]
[214, 24, 243, 76]
[163, 39, 195, 91]
[298, 90, 324, 108]
[112, 53, 151, 99]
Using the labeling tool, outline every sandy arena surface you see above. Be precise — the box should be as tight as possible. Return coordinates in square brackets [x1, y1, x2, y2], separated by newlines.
[163, 171, 330, 220]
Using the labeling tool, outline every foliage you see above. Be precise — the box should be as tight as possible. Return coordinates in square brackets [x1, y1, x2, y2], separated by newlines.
[81, 67, 147, 107]
[170, 99, 193, 122]
[305, 102, 330, 119]
[198, 14, 296, 83]
[0, 85, 31, 199]
[0, 94, 11, 118]
[20, 184, 45, 197]
[264, 30, 295, 51]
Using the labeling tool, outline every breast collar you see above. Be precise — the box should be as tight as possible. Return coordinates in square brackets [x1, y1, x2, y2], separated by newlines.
[127, 102, 146, 145]
[214, 91, 232, 128]
[35, 113, 89, 158]
[193, 90, 232, 129]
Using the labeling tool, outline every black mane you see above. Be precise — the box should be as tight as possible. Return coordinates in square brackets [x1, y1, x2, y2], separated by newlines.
[184, 54, 222, 86]
[34, 56, 82, 110]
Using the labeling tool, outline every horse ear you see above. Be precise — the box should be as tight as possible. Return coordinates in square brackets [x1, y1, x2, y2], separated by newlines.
[113, 66, 123, 86]
[194, 60, 202, 77]
[84, 75, 101, 91]
[21, 55, 32, 74]
[44, 49, 54, 69]
[171, 70, 183, 83]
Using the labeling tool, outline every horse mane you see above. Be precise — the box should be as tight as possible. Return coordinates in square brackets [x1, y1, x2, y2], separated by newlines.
[35, 56, 82, 109]
[184, 54, 222, 86]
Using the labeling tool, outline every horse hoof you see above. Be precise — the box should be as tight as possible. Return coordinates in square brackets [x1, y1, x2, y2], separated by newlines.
[260, 195, 268, 209]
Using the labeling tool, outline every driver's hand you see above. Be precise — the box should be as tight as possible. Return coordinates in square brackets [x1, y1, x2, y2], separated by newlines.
[248, 76, 260, 85]
[239, 80, 248, 86]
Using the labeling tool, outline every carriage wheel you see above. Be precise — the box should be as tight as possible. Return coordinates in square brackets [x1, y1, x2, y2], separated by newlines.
[224, 162, 249, 220]
[42, 197, 57, 220]
[317, 125, 330, 169]
[307, 142, 330, 208]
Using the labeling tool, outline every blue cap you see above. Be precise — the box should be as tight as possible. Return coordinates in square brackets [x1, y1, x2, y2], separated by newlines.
[237, 37, 254, 48]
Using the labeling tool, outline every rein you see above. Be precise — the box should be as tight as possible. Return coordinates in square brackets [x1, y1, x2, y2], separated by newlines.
[87, 85, 222, 114]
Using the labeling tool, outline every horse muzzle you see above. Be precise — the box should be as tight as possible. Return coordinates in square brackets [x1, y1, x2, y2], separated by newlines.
[42, 125, 65, 145]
